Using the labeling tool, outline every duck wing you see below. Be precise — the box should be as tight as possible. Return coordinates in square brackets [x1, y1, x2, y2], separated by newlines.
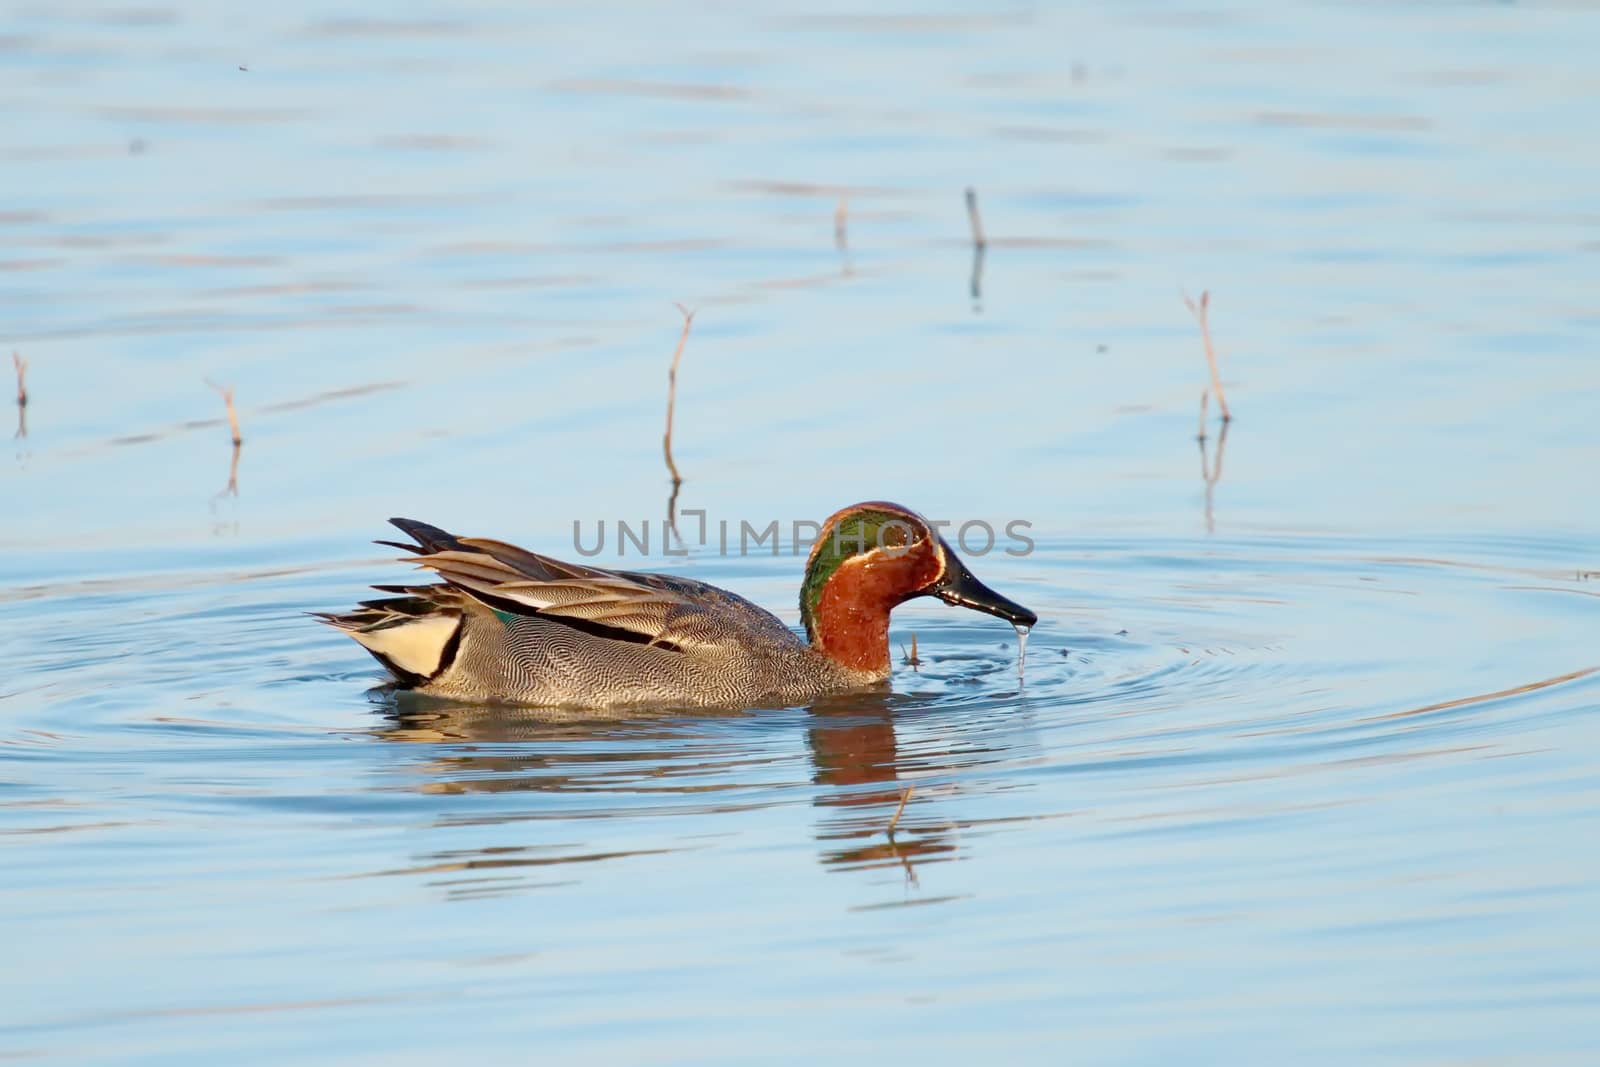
[384, 517, 792, 655]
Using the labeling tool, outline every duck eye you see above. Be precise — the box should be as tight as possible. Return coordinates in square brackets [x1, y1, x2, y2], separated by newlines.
[877, 519, 918, 553]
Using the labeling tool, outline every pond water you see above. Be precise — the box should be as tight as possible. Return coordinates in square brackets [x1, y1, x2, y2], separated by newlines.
[4, 2, 1600, 1062]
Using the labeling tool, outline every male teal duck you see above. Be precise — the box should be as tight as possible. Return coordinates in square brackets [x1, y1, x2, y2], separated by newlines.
[321, 501, 1037, 708]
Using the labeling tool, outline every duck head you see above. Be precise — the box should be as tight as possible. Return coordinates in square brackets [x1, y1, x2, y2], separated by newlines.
[800, 501, 1038, 675]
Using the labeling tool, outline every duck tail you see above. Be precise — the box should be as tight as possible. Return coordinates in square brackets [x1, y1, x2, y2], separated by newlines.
[315, 591, 464, 688]
[377, 517, 465, 556]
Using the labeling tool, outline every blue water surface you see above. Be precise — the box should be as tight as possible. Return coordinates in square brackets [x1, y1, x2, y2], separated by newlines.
[3, 2, 1599, 1063]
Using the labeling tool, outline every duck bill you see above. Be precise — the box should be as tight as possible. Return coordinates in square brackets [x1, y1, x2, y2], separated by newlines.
[927, 553, 1037, 629]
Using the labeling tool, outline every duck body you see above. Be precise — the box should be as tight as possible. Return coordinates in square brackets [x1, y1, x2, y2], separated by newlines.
[321, 503, 1036, 709]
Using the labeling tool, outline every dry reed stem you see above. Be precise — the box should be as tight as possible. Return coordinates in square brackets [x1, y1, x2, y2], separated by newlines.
[965, 187, 986, 248]
[886, 785, 915, 837]
[1196, 389, 1209, 441]
[834, 193, 848, 251]
[662, 304, 695, 489]
[901, 632, 921, 668]
[12, 352, 26, 407]
[1183, 289, 1230, 422]
[205, 379, 242, 446]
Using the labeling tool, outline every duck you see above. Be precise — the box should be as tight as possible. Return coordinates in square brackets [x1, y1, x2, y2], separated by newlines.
[319, 500, 1037, 708]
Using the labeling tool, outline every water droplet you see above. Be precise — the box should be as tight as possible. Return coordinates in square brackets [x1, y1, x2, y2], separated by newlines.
[1013, 623, 1030, 680]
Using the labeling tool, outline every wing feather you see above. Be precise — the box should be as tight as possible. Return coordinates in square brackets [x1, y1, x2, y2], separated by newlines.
[380, 516, 794, 655]
[456, 536, 607, 582]
[412, 550, 719, 652]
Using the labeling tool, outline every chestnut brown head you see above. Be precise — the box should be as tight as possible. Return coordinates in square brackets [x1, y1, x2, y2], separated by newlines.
[800, 501, 1036, 673]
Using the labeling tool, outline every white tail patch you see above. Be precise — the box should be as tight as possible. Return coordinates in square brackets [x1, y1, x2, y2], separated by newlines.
[349, 615, 459, 679]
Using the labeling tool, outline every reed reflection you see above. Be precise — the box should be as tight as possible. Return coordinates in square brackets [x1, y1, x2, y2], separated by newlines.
[1197, 415, 1229, 534]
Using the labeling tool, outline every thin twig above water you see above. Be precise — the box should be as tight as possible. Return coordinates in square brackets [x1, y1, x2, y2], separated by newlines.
[12, 352, 26, 441]
[204, 379, 242, 503]
[662, 305, 695, 532]
[205, 379, 242, 446]
[1183, 289, 1231, 423]
[900, 632, 921, 669]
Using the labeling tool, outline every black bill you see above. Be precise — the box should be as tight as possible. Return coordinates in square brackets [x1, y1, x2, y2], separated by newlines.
[924, 545, 1038, 629]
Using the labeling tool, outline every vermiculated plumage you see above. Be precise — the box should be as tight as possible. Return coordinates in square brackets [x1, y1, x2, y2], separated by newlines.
[322, 505, 1037, 709]
[321, 517, 878, 708]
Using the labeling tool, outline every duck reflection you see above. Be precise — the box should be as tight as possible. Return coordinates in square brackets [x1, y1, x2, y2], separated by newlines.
[376, 690, 959, 884]
[804, 693, 956, 881]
